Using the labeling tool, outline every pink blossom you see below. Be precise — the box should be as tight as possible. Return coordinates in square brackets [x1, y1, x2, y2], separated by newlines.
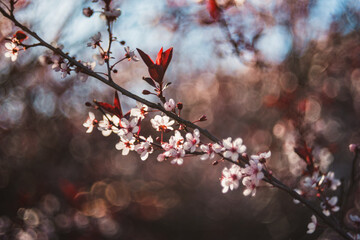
[222, 137, 247, 161]
[221, 164, 242, 193]
[164, 99, 175, 111]
[135, 136, 153, 161]
[184, 129, 200, 153]
[119, 117, 139, 139]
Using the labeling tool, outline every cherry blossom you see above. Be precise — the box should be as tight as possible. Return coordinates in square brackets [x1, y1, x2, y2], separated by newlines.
[4, 42, 19, 61]
[221, 164, 242, 193]
[87, 32, 101, 49]
[151, 115, 174, 132]
[124, 46, 139, 61]
[242, 176, 259, 197]
[97, 114, 113, 136]
[119, 117, 139, 139]
[307, 215, 317, 234]
[323, 171, 341, 191]
[83, 112, 97, 133]
[168, 130, 184, 149]
[130, 102, 148, 120]
[243, 159, 264, 181]
[135, 136, 153, 161]
[169, 149, 185, 165]
[349, 214, 360, 225]
[183, 129, 200, 152]
[222, 137, 247, 161]
[321, 196, 339, 216]
[115, 136, 135, 155]
[303, 171, 320, 188]
[250, 151, 271, 162]
[164, 98, 175, 111]
[200, 143, 216, 160]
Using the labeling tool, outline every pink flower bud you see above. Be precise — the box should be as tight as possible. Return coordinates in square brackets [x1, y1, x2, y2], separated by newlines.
[83, 7, 94, 17]
[349, 144, 358, 153]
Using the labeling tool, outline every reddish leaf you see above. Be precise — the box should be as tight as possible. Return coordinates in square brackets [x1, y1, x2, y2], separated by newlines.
[137, 48, 154, 68]
[207, 0, 221, 21]
[143, 77, 156, 87]
[97, 102, 115, 113]
[156, 47, 163, 66]
[137, 47, 173, 84]
[113, 91, 123, 118]
[161, 47, 173, 72]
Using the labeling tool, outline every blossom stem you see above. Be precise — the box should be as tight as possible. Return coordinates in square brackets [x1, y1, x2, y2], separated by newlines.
[110, 57, 126, 70]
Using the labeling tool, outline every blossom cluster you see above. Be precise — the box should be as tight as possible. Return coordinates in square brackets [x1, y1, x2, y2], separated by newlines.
[220, 150, 270, 196]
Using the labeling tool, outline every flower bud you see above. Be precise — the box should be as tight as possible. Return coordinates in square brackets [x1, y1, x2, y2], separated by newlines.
[177, 102, 183, 110]
[349, 144, 358, 153]
[85, 102, 92, 107]
[83, 7, 94, 17]
[142, 90, 151, 95]
[199, 115, 207, 121]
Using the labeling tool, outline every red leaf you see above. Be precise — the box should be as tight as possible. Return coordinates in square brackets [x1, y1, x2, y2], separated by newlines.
[207, 0, 221, 21]
[97, 102, 115, 113]
[161, 47, 173, 72]
[156, 47, 163, 66]
[114, 91, 123, 118]
[137, 48, 154, 68]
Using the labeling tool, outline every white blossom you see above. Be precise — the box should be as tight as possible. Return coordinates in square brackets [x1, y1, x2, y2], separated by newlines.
[307, 215, 317, 234]
[323, 171, 341, 191]
[4, 42, 19, 61]
[119, 117, 139, 139]
[130, 102, 148, 120]
[124, 46, 139, 61]
[115, 136, 135, 155]
[135, 136, 153, 161]
[83, 112, 96, 133]
[184, 129, 200, 153]
[221, 164, 242, 193]
[151, 115, 174, 132]
[222, 137, 247, 161]
[321, 196, 339, 216]
[87, 32, 101, 49]
[97, 114, 113, 136]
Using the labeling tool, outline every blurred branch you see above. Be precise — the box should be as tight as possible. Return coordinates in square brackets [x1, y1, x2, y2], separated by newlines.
[0, 5, 353, 240]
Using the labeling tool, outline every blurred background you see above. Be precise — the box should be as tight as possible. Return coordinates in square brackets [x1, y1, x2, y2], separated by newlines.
[0, 0, 360, 239]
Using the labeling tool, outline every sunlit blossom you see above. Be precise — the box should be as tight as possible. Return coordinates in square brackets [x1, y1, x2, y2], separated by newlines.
[83, 112, 97, 133]
[115, 136, 135, 155]
[222, 137, 247, 161]
[151, 115, 174, 132]
[4, 42, 19, 61]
